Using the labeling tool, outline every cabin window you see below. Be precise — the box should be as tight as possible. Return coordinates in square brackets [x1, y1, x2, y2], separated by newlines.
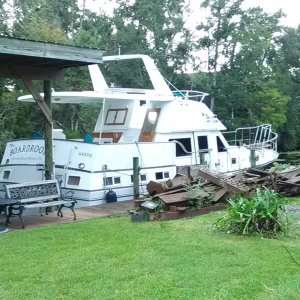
[67, 176, 80, 185]
[104, 177, 113, 186]
[114, 177, 121, 184]
[169, 138, 192, 157]
[130, 174, 147, 182]
[105, 108, 128, 125]
[155, 172, 170, 180]
[155, 172, 163, 180]
[104, 176, 121, 186]
[198, 136, 208, 150]
[217, 136, 226, 152]
[164, 172, 170, 179]
[3, 170, 10, 179]
[232, 158, 237, 164]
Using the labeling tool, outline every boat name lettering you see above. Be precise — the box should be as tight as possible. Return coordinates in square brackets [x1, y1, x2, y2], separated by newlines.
[10, 144, 45, 156]
[79, 152, 92, 157]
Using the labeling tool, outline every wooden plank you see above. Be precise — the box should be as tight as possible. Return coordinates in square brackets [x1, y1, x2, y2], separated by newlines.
[154, 188, 186, 197]
[148, 204, 226, 221]
[245, 172, 261, 178]
[158, 191, 187, 205]
[198, 167, 250, 194]
[243, 176, 270, 183]
[283, 176, 300, 184]
[247, 168, 271, 176]
[280, 168, 300, 180]
[277, 181, 300, 187]
[211, 188, 228, 203]
[24, 200, 70, 209]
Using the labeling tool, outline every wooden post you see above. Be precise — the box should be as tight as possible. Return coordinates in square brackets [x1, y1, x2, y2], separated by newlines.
[250, 149, 256, 168]
[44, 80, 54, 180]
[133, 157, 139, 199]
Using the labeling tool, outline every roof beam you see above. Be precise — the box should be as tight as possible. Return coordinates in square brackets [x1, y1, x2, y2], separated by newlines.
[0, 65, 64, 80]
[14, 67, 52, 124]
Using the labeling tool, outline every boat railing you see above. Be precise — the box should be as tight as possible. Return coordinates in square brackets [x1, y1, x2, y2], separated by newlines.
[223, 124, 278, 152]
[172, 90, 209, 102]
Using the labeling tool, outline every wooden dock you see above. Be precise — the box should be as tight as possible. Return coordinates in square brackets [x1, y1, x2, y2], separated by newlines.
[0, 200, 134, 230]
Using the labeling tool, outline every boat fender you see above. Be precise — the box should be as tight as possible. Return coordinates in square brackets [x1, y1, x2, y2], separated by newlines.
[106, 189, 117, 203]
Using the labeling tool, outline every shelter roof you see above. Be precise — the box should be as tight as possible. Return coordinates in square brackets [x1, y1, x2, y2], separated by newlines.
[0, 36, 103, 69]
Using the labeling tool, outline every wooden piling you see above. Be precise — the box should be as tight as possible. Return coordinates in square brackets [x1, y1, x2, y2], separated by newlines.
[133, 157, 139, 199]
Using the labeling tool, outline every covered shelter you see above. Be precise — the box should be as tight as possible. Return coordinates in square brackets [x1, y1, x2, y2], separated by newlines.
[0, 36, 103, 179]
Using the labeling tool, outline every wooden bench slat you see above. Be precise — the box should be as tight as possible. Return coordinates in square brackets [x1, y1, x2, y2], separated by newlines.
[24, 200, 71, 209]
[19, 195, 61, 203]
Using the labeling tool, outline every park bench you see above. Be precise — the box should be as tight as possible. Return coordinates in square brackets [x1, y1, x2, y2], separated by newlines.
[4, 179, 76, 228]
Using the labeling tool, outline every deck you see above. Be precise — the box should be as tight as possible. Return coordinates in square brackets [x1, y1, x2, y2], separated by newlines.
[0, 200, 134, 230]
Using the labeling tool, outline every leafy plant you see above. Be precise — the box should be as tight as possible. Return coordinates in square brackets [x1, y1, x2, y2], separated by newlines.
[271, 162, 292, 171]
[216, 187, 288, 237]
[151, 197, 166, 212]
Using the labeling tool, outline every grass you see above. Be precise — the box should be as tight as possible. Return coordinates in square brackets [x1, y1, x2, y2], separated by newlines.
[0, 212, 300, 299]
[287, 195, 300, 205]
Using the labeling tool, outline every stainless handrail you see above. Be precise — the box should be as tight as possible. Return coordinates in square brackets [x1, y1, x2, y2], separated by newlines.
[223, 124, 278, 152]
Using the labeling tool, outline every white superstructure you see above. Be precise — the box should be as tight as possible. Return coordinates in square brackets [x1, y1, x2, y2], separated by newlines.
[0, 54, 278, 206]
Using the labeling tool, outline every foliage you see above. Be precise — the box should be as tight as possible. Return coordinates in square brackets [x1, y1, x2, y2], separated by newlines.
[252, 86, 289, 131]
[0, 214, 300, 299]
[216, 187, 288, 237]
[275, 27, 300, 151]
[271, 162, 292, 172]
[112, 0, 191, 76]
[151, 197, 166, 212]
[184, 181, 214, 208]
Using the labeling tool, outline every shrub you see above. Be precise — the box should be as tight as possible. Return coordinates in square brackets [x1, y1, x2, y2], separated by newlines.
[216, 187, 288, 237]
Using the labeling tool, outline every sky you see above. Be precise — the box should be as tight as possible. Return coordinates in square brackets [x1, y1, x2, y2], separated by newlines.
[85, 0, 300, 28]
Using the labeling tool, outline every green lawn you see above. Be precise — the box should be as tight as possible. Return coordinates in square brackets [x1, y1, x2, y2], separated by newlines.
[287, 195, 300, 205]
[0, 211, 300, 300]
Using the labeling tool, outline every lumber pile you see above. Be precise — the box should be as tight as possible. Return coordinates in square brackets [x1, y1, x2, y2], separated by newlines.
[129, 165, 300, 222]
[145, 166, 300, 209]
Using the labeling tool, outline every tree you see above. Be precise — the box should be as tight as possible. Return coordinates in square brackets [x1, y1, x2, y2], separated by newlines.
[196, 0, 244, 110]
[275, 26, 300, 150]
[111, 0, 192, 78]
[195, 1, 288, 133]
[0, 1, 10, 36]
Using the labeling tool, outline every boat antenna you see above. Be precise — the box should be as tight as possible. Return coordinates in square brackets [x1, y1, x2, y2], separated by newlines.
[98, 98, 106, 143]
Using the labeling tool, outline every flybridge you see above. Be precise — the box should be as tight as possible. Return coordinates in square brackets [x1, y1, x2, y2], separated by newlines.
[18, 54, 176, 104]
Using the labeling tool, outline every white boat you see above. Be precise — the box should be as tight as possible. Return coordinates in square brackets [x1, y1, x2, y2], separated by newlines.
[0, 54, 278, 206]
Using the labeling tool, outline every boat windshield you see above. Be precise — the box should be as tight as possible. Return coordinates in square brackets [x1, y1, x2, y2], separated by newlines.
[172, 90, 209, 102]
